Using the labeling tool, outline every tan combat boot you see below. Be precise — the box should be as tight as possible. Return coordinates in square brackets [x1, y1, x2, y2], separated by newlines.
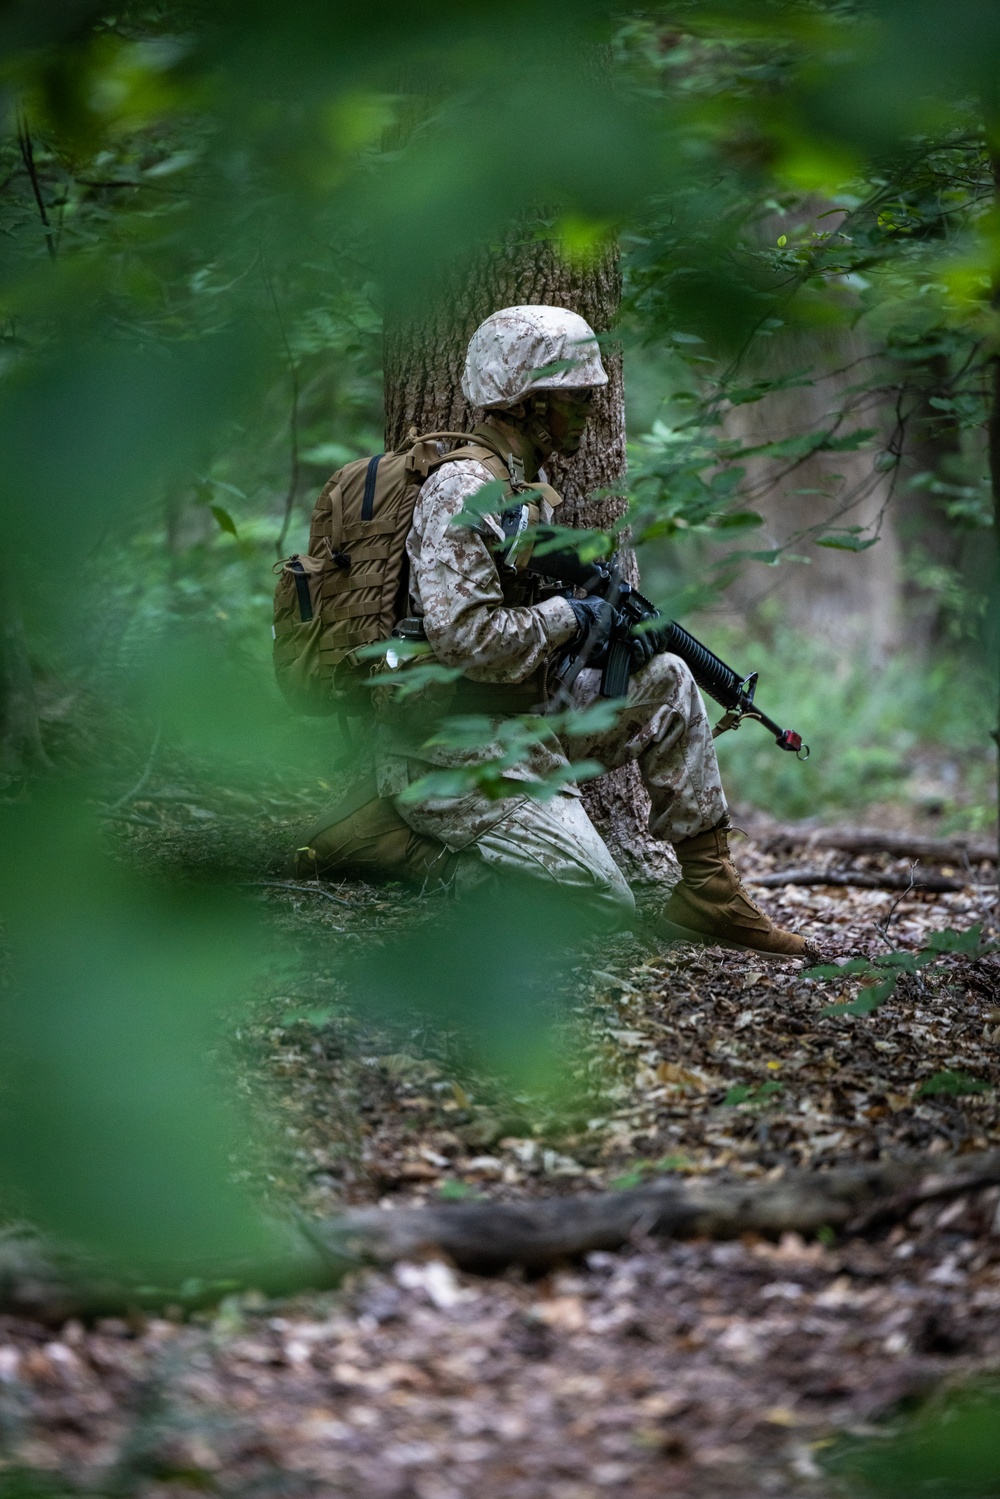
[659, 822, 811, 958]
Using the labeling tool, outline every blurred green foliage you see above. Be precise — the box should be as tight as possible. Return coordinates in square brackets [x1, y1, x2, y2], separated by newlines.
[826, 1381, 1000, 1496]
[0, 791, 302, 1282]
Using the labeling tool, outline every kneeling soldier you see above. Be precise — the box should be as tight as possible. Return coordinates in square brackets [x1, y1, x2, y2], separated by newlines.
[298, 305, 809, 958]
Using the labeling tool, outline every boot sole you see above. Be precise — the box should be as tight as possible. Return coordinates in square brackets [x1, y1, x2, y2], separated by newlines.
[654, 916, 810, 962]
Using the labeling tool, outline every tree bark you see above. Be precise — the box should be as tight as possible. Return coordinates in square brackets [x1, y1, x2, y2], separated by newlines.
[384, 232, 674, 882]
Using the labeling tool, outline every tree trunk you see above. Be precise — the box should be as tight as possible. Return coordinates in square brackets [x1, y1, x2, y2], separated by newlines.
[384, 232, 674, 883]
[897, 351, 966, 651]
[0, 582, 50, 782]
[720, 325, 902, 659]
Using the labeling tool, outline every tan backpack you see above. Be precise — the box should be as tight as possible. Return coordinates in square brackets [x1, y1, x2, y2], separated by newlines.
[272, 431, 512, 714]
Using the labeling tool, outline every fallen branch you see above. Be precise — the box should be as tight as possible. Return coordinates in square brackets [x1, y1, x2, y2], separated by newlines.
[102, 812, 161, 829]
[322, 1151, 1000, 1272]
[0, 1226, 334, 1324]
[759, 824, 996, 865]
[748, 868, 984, 893]
[8, 1153, 1000, 1317]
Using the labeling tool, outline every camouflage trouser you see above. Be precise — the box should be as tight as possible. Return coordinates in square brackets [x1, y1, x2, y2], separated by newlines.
[394, 652, 727, 918]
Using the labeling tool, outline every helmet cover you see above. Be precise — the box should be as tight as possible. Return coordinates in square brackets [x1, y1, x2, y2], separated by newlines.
[461, 305, 608, 409]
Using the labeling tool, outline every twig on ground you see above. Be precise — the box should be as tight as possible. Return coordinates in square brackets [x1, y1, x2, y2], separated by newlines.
[106, 726, 163, 813]
[240, 880, 352, 908]
[876, 862, 917, 947]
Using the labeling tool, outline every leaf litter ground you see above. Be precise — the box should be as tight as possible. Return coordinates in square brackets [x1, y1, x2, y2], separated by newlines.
[3, 768, 1000, 1498]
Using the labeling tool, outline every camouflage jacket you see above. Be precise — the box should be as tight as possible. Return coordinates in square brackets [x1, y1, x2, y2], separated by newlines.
[374, 455, 581, 798]
[406, 456, 578, 681]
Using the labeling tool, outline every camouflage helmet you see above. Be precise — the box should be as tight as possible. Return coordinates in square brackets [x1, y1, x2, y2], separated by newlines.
[461, 305, 608, 409]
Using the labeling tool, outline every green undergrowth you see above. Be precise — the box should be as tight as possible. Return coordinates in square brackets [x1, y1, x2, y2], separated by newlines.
[705, 624, 995, 826]
[805, 923, 997, 1018]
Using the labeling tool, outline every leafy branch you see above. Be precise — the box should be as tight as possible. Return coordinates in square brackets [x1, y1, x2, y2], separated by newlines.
[806, 924, 997, 1018]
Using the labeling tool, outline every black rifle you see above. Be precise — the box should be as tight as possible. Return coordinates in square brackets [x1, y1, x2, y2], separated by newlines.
[522, 542, 808, 756]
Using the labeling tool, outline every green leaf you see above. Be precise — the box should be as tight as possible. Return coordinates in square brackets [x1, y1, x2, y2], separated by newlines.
[822, 428, 879, 452]
[821, 975, 897, 1018]
[872, 951, 922, 972]
[438, 1180, 484, 1200]
[450, 479, 510, 526]
[210, 505, 238, 538]
[804, 958, 879, 980]
[754, 1080, 784, 1102]
[656, 1153, 692, 1172]
[917, 1071, 990, 1098]
[724, 1080, 783, 1107]
[923, 925, 984, 954]
[816, 531, 879, 552]
[611, 1169, 647, 1190]
[712, 510, 764, 529]
[724, 1083, 752, 1105]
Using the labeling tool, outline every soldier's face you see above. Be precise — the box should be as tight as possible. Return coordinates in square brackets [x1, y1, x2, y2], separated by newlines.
[545, 388, 597, 455]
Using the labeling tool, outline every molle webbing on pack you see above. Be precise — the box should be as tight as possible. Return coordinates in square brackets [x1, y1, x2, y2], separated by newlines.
[272, 432, 515, 715]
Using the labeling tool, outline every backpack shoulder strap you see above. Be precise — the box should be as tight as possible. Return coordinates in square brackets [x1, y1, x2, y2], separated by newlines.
[433, 442, 510, 481]
[402, 432, 510, 484]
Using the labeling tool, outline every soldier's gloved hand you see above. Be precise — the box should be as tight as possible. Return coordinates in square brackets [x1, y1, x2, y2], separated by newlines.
[628, 621, 667, 669]
[567, 596, 618, 657]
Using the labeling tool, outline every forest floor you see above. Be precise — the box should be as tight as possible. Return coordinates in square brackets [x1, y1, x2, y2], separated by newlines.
[3, 763, 1000, 1498]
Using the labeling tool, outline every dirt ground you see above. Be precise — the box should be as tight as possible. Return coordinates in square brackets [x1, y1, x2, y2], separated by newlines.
[2, 771, 999, 1497]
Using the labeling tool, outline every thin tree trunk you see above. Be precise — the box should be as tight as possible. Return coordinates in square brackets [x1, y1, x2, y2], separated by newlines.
[384, 232, 674, 882]
[987, 355, 1000, 887]
[988, 149, 1000, 888]
[899, 351, 966, 650]
[0, 582, 50, 780]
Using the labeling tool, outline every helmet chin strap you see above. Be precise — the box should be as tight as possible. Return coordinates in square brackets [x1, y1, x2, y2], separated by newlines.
[525, 392, 557, 455]
[485, 398, 558, 472]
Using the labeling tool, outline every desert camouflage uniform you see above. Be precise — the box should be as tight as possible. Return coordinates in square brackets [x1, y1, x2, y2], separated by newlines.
[375, 456, 728, 917]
